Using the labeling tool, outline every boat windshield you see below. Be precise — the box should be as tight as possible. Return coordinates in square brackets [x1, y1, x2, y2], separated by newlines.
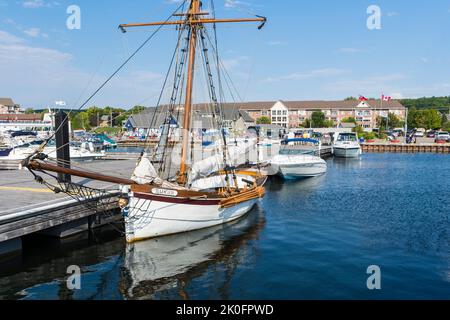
[337, 134, 357, 142]
[279, 148, 314, 156]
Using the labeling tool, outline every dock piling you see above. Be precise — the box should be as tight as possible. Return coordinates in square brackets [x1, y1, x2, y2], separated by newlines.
[54, 111, 71, 183]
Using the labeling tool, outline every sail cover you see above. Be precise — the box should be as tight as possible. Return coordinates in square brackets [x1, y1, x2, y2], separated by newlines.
[132, 155, 160, 185]
[188, 140, 255, 183]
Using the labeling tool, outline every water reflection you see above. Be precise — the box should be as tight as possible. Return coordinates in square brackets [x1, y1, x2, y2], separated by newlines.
[121, 209, 266, 300]
[266, 174, 327, 194]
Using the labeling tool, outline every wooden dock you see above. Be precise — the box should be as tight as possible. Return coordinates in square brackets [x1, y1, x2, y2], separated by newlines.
[0, 159, 137, 257]
[362, 143, 450, 154]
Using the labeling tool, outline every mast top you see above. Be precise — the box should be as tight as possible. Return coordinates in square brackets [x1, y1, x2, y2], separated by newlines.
[119, 0, 266, 32]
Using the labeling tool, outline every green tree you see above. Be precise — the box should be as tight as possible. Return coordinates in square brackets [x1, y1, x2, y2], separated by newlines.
[25, 108, 35, 114]
[256, 116, 271, 125]
[311, 111, 326, 128]
[407, 107, 417, 129]
[442, 113, 448, 126]
[387, 113, 403, 128]
[341, 117, 356, 124]
[353, 125, 364, 135]
[344, 97, 358, 101]
[302, 119, 311, 128]
[409, 109, 442, 129]
[323, 120, 335, 128]
[377, 113, 404, 131]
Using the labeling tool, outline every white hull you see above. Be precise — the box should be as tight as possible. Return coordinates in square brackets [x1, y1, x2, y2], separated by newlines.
[278, 162, 327, 179]
[333, 146, 361, 158]
[267, 154, 327, 179]
[125, 195, 257, 243]
[0, 146, 105, 162]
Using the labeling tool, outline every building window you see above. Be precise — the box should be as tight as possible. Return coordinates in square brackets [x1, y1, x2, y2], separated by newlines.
[272, 110, 276, 115]
[278, 117, 282, 122]
[277, 110, 282, 116]
[282, 110, 287, 116]
[282, 117, 287, 122]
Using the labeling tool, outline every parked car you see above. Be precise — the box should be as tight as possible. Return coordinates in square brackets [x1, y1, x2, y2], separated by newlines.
[435, 131, 450, 142]
[392, 128, 404, 137]
[427, 130, 436, 138]
[414, 128, 426, 137]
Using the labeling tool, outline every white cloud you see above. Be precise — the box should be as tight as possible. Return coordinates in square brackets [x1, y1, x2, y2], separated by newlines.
[391, 93, 404, 99]
[221, 56, 248, 70]
[0, 29, 164, 108]
[265, 68, 349, 82]
[336, 48, 362, 54]
[268, 41, 287, 47]
[386, 12, 399, 17]
[22, 0, 59, 9]
[225, 0, 250, 9]
[322, 73, 408, 97]
[0, 30, 24, 44]
[23, 28, 39, 38]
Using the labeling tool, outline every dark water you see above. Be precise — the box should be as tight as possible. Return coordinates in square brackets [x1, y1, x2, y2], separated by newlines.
[1, 153, 449, 300]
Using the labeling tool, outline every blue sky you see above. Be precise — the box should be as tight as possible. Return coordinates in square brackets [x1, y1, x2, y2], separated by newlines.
[1, 0, 450, 109]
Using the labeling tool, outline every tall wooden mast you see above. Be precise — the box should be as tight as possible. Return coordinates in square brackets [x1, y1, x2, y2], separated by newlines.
[179, 0, 200, 184]
[119, 0, 266, 185]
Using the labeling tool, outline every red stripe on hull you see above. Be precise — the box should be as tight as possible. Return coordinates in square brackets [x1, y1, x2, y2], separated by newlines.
[133, 192, 221, 206]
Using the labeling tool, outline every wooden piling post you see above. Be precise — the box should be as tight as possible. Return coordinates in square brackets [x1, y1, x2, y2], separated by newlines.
[54, 111, 72, 183]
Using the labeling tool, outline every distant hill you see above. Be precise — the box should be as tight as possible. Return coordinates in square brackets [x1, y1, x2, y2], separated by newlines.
[400, 96, 450, 112]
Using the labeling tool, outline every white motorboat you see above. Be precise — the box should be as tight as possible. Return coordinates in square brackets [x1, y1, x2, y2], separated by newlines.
[332, 133, 362, 158]
[0, 140, 105, 162]
[268, 154, 327, 179]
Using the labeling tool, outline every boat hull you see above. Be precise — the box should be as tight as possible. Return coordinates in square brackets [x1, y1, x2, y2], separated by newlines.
[125, 193, 258, 243]
[333, 146, 361, 158]
[278, 162, 327, 179]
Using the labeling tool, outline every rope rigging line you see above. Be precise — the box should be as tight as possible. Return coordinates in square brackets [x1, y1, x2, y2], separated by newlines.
[29, 0, 189, 156]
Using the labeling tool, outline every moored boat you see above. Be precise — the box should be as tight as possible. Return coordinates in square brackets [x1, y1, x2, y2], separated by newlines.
[332, 133, 362, 158]
[268, 154, 327, 179]
[23, 0, 268, 243]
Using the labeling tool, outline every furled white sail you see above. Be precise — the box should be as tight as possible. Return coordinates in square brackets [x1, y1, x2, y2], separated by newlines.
[188, 140, 255, 183]
[131, 155, 161, 185]
[132, 154, 187, 189]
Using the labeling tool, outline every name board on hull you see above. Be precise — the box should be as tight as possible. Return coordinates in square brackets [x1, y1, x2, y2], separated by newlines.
[151, 188, 179, 197]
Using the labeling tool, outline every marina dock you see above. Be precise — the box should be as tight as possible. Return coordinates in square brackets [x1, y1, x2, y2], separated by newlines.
[0, 159, 137, 257]
[362, 143, 450, 154]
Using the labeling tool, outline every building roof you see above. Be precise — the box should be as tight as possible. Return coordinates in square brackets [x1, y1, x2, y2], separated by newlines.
[0, 114, 42, 121]
[222, 100, 406, 111]
[0, 98, 15, 106]
[128, 104, 255, 129]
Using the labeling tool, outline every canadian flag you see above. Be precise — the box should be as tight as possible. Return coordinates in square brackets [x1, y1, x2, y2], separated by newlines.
[381, 94, 392, 102]
[359, 95, 368, 101]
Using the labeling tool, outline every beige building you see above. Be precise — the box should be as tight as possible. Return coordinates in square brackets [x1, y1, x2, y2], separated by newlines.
[222, 100, 406, 129]
[0, 98, 22, 114]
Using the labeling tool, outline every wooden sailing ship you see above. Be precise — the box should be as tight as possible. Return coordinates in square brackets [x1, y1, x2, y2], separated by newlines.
[24, 0, 267, 243]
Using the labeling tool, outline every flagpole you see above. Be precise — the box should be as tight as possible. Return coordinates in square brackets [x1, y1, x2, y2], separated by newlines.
[404, 107, 408, 143]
